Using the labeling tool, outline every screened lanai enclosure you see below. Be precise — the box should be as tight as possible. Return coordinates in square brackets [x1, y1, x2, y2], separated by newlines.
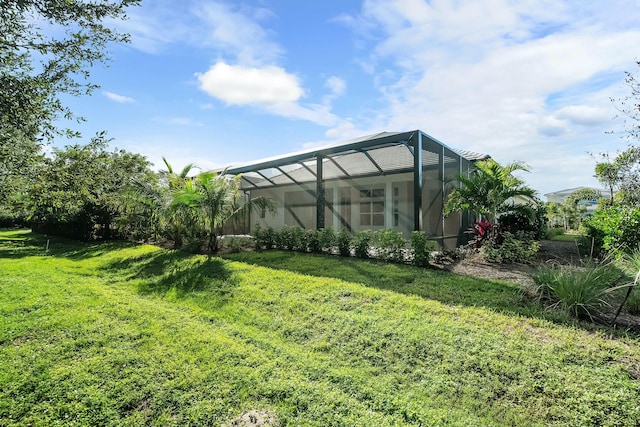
[224, 130, 489, 249]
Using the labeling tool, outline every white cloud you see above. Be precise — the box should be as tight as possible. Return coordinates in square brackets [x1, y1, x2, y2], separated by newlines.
[166, 117, 203, 127]
[103, 91, 135, 103]
[197, 62, 340, 126]
[322, 76, 347, 105]
[120, 1, 347, 128]
[555, 105, 610, 126]
[266, 102, 339, 126]
[197, 62, 303, 105]
[325, 76, 346, 97]
[117, 1, 281, 64]
[324, 121, 362, 140]
[195, 2, 281, 65]
[537, 116, 567, 136]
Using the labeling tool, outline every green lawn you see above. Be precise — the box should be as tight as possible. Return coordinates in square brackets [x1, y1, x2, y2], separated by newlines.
[549, 233, 588, 243]
[1, 229, 639, 426]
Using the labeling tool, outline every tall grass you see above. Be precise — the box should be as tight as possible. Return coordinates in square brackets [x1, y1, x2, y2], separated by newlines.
[617, 249, 640, 315]
[534, 263, 627, 321]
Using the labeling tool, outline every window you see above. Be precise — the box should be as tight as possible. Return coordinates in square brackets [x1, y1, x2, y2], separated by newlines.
[394, 200, 399, 227]
[339, 187, 351, 230]
[359, 187, 385, 227]
[393, 185, 400, 227]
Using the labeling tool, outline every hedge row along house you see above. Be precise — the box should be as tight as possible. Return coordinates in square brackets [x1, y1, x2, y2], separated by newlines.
[223, 130, 489, 249]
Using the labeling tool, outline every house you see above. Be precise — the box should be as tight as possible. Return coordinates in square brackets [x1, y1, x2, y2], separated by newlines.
[544, 186, 609, 215]
[224, 130, 489, 249]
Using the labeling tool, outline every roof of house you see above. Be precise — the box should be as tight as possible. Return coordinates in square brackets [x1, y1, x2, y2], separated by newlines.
[544, 186, 610, 201]
[222, 130, 490, 188]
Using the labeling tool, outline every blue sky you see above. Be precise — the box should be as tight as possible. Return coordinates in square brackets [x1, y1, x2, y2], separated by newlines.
[58, 0, 640, 197]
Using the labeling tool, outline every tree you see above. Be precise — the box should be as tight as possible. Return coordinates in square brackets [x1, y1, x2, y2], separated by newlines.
[1, 0, 139, 207]
[127, 159, 275, 251]
[29, 133, 152, 240]
[190, 171, 274, 252]
[165, 169, 274, 252]
[613, 59, 640, 141]
[594, 154, 621, 201]
[596, 61, 640, 206]
[158, 158, 203, 248]
[444, 159, 538, 224]
[594, 147, 640, 207]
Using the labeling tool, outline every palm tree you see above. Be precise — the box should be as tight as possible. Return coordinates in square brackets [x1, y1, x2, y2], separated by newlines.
[128, 158, 275, 251]
[188, 171, 274, 252]
[126, 158, 200, 247]
[444, 159, 537, 224]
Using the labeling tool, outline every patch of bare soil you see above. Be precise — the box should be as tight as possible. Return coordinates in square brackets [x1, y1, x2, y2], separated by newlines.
[446, 253, 536, 289]
[440, 240, 586, 291]
[226, 410, 279, 427]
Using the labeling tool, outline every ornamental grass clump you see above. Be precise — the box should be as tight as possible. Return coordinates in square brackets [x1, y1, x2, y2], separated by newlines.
[533, 263, 627, 321]
[614, 248, 640, 316]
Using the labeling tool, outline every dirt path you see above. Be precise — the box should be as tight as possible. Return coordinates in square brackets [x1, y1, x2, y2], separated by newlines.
[442, 240, 585, 292]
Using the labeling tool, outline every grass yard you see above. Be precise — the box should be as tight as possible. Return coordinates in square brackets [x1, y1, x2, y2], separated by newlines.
[1, 229, 640, 426]
[550, 233, 585, 242]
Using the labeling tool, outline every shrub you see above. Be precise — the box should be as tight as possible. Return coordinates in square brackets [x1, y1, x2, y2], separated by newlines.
[289, 226, 305, 251]
[533, 263, 627, 321]
[352, 230, 372, 259]
[466, 220, 495, 248]
[274, 227, 289, 250]
[581, 206, 640, 255]
[481, 231, 540, 264]
[499, 206, 547, 240]
[410, 231, 435, 267]
[303, 229, 322, 253]
[544, 227, 565, 240]
[374, 229, 406, 263]
[253, 224, 275, 250]
[337, 229, 352, 257]
[318, 227, 336, 254]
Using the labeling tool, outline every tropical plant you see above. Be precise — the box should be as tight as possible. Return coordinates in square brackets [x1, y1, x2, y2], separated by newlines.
[480, 231, 540, 264]
[465, 219, 495, 248]
[444, 159, 538, 224]
[533, 263, 627, 321]
[157, 159, 201, 248]
[127, 159, 274, 251]
[174, 170, 275, 252]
